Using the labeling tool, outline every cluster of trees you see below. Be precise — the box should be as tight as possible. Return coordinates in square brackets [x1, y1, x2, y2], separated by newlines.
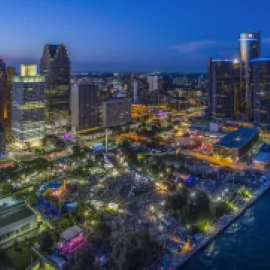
[111, 229, 160, 270]
[166, 185, 231, 231]
[0, 157, 53, 183]
[120, 140, 139, 166]
[64, 250, 95, 270]
[39, 230, 58, 254]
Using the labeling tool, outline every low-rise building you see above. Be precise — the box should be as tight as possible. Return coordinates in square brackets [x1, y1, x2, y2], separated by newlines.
[253, 144, 270, 169]
[213, 127, 259, 162]
[0, 197, 38, 248]
[57, 226, 87, 257]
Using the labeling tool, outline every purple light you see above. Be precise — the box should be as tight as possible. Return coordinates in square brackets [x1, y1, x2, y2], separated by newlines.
[64, 133, 73, 141]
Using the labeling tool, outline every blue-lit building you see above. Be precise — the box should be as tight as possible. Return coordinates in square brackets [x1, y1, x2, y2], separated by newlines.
[213, 127, 259, 161]
[250, 58, 270, 124]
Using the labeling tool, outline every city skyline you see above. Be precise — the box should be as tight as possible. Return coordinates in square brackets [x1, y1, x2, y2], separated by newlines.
[1, 0, 270, 72]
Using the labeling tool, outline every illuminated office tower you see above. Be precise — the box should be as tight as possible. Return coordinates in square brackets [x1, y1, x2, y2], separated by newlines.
[239, 32, 260, 63]
[12, 65, 45, 149]
[239, 32, 260, 119]
[5, 67, 16, 141]
[40, 43, 71, 132]
[250, 58, 270, 124]
[70, 78, 100, 132]
[208, 58, 244, 120]
[0, 59, 6, 124]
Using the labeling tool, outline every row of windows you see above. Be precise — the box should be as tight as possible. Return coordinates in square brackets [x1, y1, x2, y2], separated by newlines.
[0, 224, 30, 242]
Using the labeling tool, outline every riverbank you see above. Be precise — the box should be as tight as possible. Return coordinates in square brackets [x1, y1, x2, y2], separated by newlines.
[176, 180, 270, 269]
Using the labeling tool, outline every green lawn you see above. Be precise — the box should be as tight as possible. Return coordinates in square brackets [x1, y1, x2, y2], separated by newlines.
[6, 241, 38, 270]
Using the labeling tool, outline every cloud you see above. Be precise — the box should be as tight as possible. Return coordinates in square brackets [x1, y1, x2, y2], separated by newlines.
[171, 40, 215, 53]
[262, 37, 270, 45]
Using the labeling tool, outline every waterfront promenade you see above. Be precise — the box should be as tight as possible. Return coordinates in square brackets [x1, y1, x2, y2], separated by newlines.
[161, 178, 270, 270]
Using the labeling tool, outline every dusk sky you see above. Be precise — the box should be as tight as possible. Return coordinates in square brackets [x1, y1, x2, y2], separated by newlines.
[1, 0, 270, 72]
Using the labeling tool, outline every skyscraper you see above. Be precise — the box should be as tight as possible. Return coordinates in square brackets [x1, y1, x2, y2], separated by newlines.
[208, 58, 243, 120]
[239, 32, 260, 119]
[70, 78, 100, 132]
[239, 32, 260, 63]
[6, 67, 16, 141]
[0, 59, 6, 124]
[250, 58, 270, 124]
[40, 43, 71, 132]
[12, 65, 45, 149]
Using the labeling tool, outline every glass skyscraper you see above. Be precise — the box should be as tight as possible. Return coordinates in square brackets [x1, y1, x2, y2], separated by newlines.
[239, 32, 260, 119]
[40, 43, 71, 133]
[12, 65, 45, 149]
[239, 32, 260, 63]
[250, 58, 270, 124]
[208, 58, 246, 120]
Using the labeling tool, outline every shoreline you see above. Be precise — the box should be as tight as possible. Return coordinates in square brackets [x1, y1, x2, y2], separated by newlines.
[174, 181, 270, 269]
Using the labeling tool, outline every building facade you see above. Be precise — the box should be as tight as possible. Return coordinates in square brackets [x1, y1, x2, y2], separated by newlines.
[0, 124, 5, 156]
[12, 65, 45, 149]
[0, 198, 38, 248]
[102, 98, 131, 127]
[5, 67, 16, 142]
[239, 32, 260, 119]
[208, 59, 236, 119]
[239, 32, 260, 64]
[147, 74, 160, 92]
[250, 58, 270, 124]
[0, 59, 6, 125]
[70, 78, 100, 132]
[40, 43, 71, 132]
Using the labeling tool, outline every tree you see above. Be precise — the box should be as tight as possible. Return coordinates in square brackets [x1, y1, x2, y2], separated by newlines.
[1, 183, 13, 195]
[94, 222, 111, 239]
[27, 193, 38, 206]
[39, 231, 56, 253]
[111, 229, 155, 270]
[58, 217, 72, 231]
[213, 202, 230, 219]
[64, 250, 95, 270]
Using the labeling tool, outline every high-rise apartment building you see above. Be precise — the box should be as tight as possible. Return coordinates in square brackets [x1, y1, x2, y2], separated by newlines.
[40, 43, 70, 132]
[208, 58, 245, 120]
[250, 58, 270, 124]
[5, 67, 16, 141]
[70, 78, 100, 132]
[12, 65, 45, 149]
[147, 74, 160, 92]
[133, 80, 139, 102]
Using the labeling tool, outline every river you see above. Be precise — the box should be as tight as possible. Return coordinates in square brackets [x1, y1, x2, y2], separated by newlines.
[182, 190, 270, 270]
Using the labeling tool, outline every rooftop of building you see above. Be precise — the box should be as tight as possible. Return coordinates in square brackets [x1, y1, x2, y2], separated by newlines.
[260, 143, 270, 153]
[254, 152, 270, 163]
[47, 44, 59, 58]
[0, 197, 18, 209]
[250, 58, 270, 63]
[215, 127, 259, 149]
[0, 204, 35, 228]
[60, 226, 83, 241]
